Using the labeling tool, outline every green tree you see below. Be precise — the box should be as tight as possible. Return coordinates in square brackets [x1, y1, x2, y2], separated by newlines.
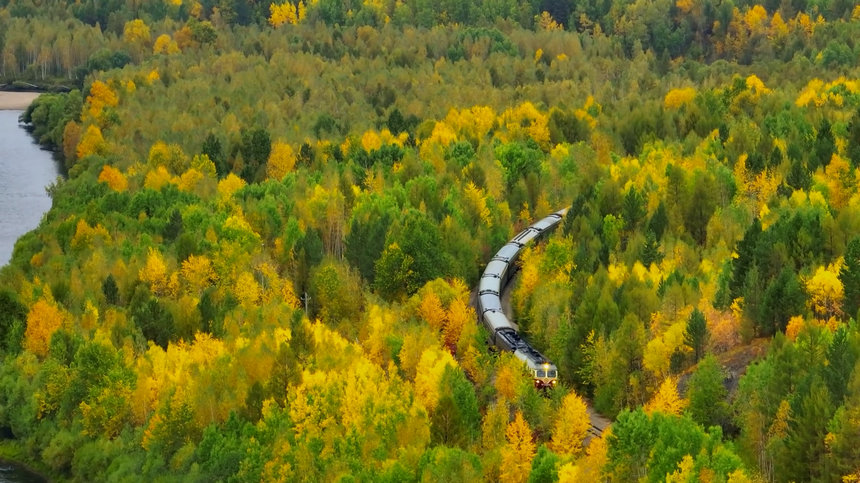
[373, 243, 417, 302]
[780, 379, 834, 482]
[528, 445, 560, 483]
[430, 366, 480, 448]
[0, 290, 27, 353]
[759, 267, 806, 336]
[685, 354, 728, 429]
[840, 237, 860, 320]
[685, 308, 708, 363]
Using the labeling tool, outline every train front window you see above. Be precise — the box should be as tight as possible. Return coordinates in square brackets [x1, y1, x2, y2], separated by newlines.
[548, 370, 557, 378]
[536, 370, 546, 378]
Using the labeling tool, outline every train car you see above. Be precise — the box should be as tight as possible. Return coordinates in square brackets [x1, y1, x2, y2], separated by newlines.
[478, 207, 568, 389]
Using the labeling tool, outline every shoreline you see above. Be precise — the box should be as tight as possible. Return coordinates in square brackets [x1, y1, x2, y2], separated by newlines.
[0, 441, 54, 482]
[0, 92, 40, 110]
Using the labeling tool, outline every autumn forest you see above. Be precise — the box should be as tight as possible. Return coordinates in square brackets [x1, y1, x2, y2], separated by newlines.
[2, 0, 860, 481]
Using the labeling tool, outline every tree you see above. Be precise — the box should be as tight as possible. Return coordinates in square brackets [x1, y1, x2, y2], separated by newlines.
[431, 366, 480, 448]
[685, 308, 708, 363]
[266, 141, 295, 180]
[644, 377, 685, 416]
[0, 290, 27, 353]
[388, 209, 447, 291]
[500, 411, 536, 483]
[76, 124, 105, 159]
[373, 243, 416, 302]
[528, 445, 560, 483]
[622, 186, 646, 231]
[102, 275, 120, 305]
[780, 379, 833, 482]
[805, 265, 844, 320]
[97, 165, 128, 192]
[685, 354, 728, 429]
[24, 299, 66, 358]
[759, 267, 806, 335]
[202, 133, 227, 177]
[240, 127, 272, 182]
[550, 390, 590, 457]
[840, 237, 860, 320]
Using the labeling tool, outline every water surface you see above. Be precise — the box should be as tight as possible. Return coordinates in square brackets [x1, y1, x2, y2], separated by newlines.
[0, 461, 45, 482]
[0, 110, 61, 266]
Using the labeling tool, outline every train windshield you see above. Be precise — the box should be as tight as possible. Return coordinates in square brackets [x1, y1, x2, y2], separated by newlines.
[548, 370, 557, 378]
[536, 370, 546, 378]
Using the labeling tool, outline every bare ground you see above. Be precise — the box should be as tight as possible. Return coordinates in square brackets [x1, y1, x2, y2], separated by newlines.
[0, 92, 40, 110]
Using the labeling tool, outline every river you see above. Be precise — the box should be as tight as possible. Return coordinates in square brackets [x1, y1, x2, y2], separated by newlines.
[0, 109, 61, 266]
[0, 462, 45, 483]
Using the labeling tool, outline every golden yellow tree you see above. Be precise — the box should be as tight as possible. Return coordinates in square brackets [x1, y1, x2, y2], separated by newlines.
[536, 11, 562, 31]
[76, 124, 105, 159]
[500, 411, 536, 483]
[181, 254, 216, 294]
[153, 34, 180, 55]
[266, 141, 296, 180]
[664, 87, 696, 109]
[418, 291, 447, 332]
[805, 264, 844, 319]
[269, 2, 298, 27]
[24, 299, 65, 357]
[123, 19, 152, 55]
[98, 165, 128, 192]
[85, 80, 119, 120]
[139, 247, 175, 296]
[218, 173, 247, 199]
[414, 346, 457, 411]
[550, 390, 591, 457]
[644, 376, 686, 416]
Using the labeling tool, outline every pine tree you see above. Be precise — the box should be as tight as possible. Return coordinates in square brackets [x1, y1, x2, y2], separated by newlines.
[685, 308, 708, 363]
[840, 237, 860, 320]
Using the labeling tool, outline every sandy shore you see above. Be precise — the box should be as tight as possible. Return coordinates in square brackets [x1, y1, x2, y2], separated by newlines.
[0, 91, 40, 110]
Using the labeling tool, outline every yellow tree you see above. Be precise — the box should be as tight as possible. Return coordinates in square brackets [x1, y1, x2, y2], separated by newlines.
[217, 173, 247, 199]
[139, 247, 175, 296]
[418, 290, 447, 332]
[500, 411, 536, 483]
[76, 124, 105, 159]
[550, 390, 590, 458]
[644, 376, 686, 416]
[414, 346, 457, 412]
[153, 34, 180, 55]
[123, 19, 151, 58]
[98, 165, 128, 192]
[85, 80, 119, 120]
[24, 298, 65, 357]
[805, 264, 844, 320]
[269, 2, 298, 27]
[181, 254, 216, 294]
[664, 87, 696, 109]
[266, 141, 296, 180]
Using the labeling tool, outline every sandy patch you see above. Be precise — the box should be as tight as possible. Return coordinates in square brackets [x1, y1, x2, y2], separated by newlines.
[0, 91, 41, 110]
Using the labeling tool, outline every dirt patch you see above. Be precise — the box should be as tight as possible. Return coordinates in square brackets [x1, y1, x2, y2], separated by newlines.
[0, 92, 40, 110]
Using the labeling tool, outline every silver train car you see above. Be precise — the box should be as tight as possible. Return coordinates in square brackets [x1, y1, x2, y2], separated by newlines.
[477, 208, 568, 389]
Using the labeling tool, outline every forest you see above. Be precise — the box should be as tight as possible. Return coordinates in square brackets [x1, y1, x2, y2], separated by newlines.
[2, 0, 860, 481]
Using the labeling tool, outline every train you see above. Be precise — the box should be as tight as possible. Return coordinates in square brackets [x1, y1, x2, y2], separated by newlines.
[477, 207, 568, 389]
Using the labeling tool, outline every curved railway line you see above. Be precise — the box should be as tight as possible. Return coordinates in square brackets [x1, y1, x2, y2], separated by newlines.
[474, 207, 610, 437]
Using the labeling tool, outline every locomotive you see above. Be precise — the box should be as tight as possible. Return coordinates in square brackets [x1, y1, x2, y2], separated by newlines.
[477, 208, 568, 389]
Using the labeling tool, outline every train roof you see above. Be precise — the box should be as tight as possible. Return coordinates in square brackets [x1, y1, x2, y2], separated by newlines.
[478, 293, 503, 314]
[511, 227, 540, 245]
[492, 243, 521, 262]
[483, 310, 515, 331]
[482, 259, 509, 279]
[478, 276, 501, 295]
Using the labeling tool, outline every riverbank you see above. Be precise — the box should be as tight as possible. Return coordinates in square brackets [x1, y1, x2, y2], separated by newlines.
[0, 441, 55, 482]
[0, 92, 40, 110]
